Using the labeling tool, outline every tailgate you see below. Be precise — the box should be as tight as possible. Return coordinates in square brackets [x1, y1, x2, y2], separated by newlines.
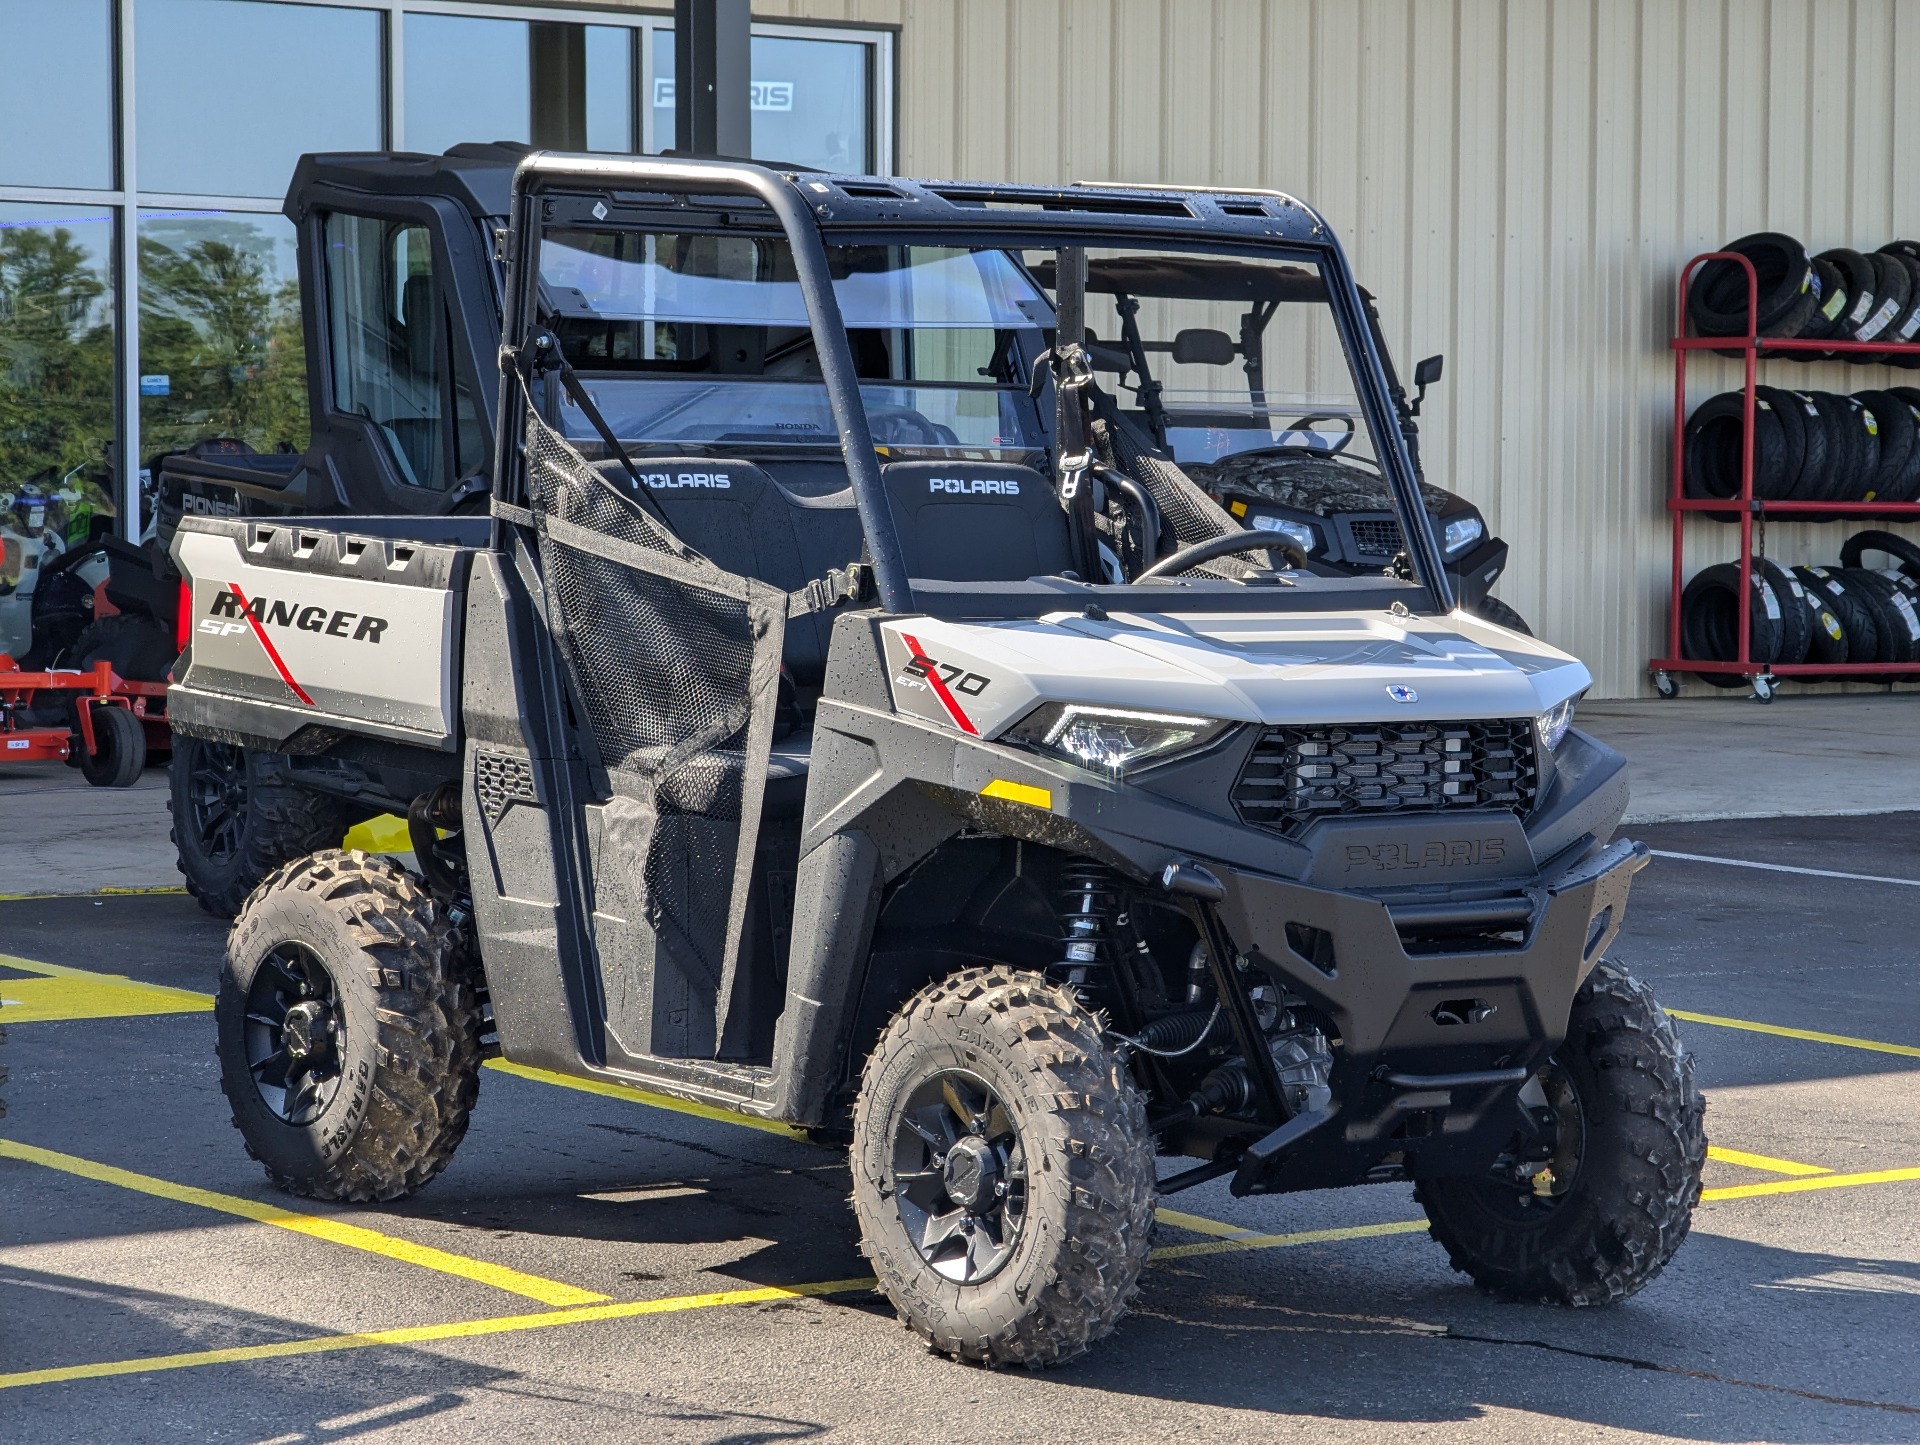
[169, 516, 471, 752]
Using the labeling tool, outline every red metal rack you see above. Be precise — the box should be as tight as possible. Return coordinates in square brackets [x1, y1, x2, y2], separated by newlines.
[1649, 250, 1920, 701]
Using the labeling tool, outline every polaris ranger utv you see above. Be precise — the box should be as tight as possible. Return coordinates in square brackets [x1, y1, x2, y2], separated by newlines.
[169, 154, 1703, 1368]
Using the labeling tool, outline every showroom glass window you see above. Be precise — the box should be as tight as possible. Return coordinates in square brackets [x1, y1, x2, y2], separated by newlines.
[137, 0, 382, 198]
[651, 32, 873, 171]
[138, 211, 309, 458]
[406, 17, 635, 154]
[0, 1, 115, 191]
[0, 0, 888, 540]
[0, 205, 118, 525]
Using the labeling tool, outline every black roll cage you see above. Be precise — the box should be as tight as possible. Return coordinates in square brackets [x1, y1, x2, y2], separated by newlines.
[493, 155, 1454, 613]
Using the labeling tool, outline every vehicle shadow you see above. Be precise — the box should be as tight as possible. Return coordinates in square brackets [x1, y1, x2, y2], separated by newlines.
[0, 1265, 833, 1445]
[1028, 1228, 1920, 1442]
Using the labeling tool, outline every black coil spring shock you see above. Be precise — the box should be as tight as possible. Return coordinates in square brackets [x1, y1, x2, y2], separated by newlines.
[1056, 861, 1125, 987]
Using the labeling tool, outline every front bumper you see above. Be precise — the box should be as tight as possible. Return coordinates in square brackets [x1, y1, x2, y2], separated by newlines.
[1203, 835, 1647, 1193]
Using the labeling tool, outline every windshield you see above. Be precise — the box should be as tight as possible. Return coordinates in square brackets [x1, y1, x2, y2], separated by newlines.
[541, 231, 1051, 454]
[1046, 248, 1384, 473]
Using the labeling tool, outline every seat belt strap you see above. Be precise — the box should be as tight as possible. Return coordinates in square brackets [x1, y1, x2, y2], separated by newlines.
[787, 562, 873, 618]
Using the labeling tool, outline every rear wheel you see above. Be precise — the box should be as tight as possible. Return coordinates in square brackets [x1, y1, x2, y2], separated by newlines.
[63, 613, 177, 681]
[850, 966, 1155, 1368]
[1416, 959, 1705, 1305]
[216, 850, 482, 1202]
[171, 737, 352, 917]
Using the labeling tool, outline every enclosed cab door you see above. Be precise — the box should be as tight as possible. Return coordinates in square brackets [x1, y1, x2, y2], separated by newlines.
[300, 198, 493, 516]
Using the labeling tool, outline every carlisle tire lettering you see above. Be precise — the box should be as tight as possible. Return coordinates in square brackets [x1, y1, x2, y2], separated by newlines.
[207, 588, 388, 644]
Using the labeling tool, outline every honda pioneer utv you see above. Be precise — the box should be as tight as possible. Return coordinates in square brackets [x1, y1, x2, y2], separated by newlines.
[169, 154, 1704, 1368]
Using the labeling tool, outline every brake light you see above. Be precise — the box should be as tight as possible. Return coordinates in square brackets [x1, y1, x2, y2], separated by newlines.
[176, 579, 191, 651]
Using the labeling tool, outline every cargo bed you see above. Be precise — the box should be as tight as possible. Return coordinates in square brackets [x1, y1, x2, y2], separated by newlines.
[168, 514, 489, 755]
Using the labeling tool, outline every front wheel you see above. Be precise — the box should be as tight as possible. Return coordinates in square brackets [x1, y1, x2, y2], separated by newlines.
[1416, 959, 1705, 1305]
[850, 966, 1156, 1367]
[216, 851, 483, 1202]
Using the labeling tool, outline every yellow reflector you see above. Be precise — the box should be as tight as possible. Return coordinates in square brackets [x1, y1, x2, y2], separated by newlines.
[1229, 500, 1247, 516]
[343, 813, 413, 853]
[981, 779, 1052, 810]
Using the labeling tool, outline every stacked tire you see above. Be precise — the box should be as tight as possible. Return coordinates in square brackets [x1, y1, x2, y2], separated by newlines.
[1689, 234, 1920, 361]
[1680, 531, 1920, 683]
[1683, 387, 1920, 505]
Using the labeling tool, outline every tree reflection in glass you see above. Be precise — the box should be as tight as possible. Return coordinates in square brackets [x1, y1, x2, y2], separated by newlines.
[138, 212, 309, 462]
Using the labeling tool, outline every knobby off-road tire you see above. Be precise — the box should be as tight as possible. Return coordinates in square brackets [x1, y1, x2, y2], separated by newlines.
[217, 850, 483, 1202]
[172, 737, 353, 918]
[851, 966, 1156, 1368]
[1417, 959, 1706, 1306]
[64, 613, 178, 682]
[1470, 595, 1533, 636]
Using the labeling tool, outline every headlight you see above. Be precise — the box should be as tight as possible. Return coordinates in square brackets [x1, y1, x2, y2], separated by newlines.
[1005, 703, 1231, 776]
[1249, 514, 1318, 554]
[1535, 694, 1580, 752]
[1443, 514, 1485, 556]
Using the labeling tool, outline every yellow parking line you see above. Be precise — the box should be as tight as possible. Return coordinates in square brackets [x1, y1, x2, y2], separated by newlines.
[1700, 1164, 1920, 1203]
[1707, 1145, 1831, 1177]
[484, 1058, 809, 1140]
[0, 885, 188, 902]
[0, 1139, 606, 1307]
[0, 1276, 877, 1392]
[0, 954, 211, 1024]
[22, 1158, 1919, 1395]
[1669, 1008, 1920, 1059]
[0, 1210, 1442, 1393]
[1151, 1215, 1428, 1260]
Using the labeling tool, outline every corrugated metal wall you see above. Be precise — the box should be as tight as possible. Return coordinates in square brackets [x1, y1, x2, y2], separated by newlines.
[751, 0, 1920, 696]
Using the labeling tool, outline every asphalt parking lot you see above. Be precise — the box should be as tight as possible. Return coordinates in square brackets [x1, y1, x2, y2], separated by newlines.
[2, 810, 1918, 1443]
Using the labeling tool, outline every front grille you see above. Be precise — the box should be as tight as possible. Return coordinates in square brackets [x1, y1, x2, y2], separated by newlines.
[1347, 516, 1404, 559]
[1233, 720, 1538, 838]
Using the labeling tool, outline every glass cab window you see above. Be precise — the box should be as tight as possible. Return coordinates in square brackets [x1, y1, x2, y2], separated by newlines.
[540, 229, 1050, 458]
[323, 214, 477, 491]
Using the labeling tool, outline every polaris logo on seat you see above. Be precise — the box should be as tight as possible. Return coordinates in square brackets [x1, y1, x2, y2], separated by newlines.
[930, 476, 1019, 496]
[644, 472, 731, 489]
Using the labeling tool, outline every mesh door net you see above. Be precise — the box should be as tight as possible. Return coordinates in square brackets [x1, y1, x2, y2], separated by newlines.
[523, 409, 785, 1058]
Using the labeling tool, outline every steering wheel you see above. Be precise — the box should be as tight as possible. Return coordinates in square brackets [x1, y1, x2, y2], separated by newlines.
[1266, 412, 1356, 457]
[866, 403, 954, 447]
[1136, 530, 1308, 580]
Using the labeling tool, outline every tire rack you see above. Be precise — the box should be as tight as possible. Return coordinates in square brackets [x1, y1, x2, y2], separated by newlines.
[1649, 249, 1920, 702]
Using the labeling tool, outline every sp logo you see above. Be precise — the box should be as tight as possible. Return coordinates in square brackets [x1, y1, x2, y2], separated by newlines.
[1386, 684, 1419, 704]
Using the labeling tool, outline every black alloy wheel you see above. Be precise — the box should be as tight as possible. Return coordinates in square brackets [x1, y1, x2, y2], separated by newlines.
[891, 1069, 1029, 1283]
[242, 942, 345, 1127]
[188, 742, 249, 867]
[1467, 1062, 1586, 1223]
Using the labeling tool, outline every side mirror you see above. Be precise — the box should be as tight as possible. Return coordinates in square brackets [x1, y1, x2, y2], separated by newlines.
[1410, 353, 1443, 416]
[1170, 328, 1237, 366]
